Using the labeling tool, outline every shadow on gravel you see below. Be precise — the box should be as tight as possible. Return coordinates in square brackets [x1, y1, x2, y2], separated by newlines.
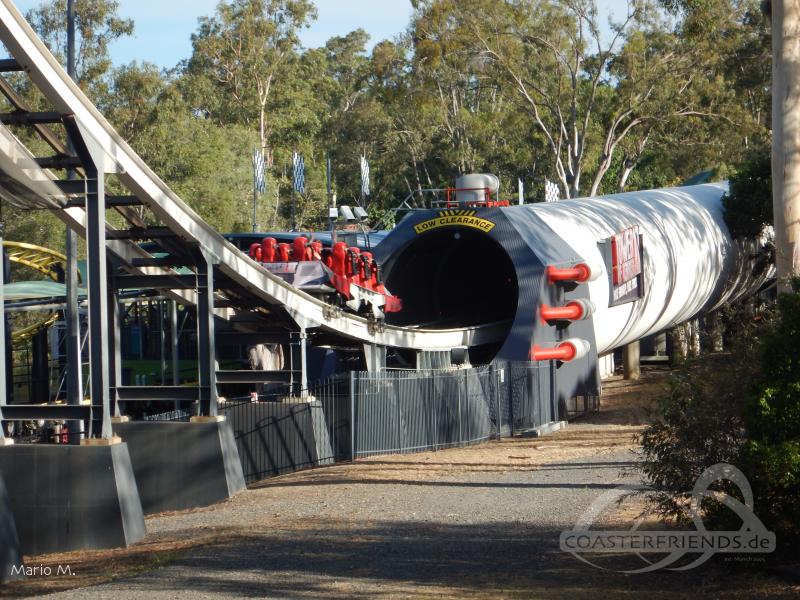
[85, 520, 798, 599]
[253, 478, 630, 490]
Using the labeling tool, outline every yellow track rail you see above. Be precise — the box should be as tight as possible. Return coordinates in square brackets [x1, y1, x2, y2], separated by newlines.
[2, 241, 81, 344]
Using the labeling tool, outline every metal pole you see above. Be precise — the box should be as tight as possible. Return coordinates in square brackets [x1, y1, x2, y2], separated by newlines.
[299, 327, 307, 397]
[67, 0, 75, 79]
[349, 370, 356, 461]
[86, 173, 112, 438]
[196, 252, 218, 417]
[252, 148, 257, 233]
[65, 0, 82, 438]
[0, 236, 6, 440]
[170, 301, 179, 385]
[159, 299, 166, 384]
[291, 186, 297, 232]
[108, 263, 122, 417]
[326, 155, 333, 234]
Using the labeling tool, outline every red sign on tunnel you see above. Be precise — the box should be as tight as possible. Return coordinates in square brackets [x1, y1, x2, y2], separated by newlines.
[611, 226, 641, 285]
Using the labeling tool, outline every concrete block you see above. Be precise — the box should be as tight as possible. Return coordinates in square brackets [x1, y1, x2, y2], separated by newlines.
[516, 420, 567, 438]
[113, 420, 245, 514]
[0, 474, 21, 582]
[0, 443, 146, 556]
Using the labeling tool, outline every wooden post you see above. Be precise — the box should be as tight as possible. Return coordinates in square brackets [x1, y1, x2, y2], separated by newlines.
[623, 341, 640, 381]
[772, 0, 800, 289]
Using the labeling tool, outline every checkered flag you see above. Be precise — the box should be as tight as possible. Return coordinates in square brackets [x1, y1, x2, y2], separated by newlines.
[360, 155, 370, 197]
[544, 179, 560, 203]
[253, 148, 266, 194]
[293, 152, 305, 193]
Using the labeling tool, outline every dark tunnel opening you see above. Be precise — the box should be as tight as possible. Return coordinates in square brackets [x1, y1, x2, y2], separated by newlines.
[384, 229, 518, 336]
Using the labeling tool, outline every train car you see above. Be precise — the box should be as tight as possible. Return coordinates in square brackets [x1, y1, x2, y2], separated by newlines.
[246, 235, 402, 319]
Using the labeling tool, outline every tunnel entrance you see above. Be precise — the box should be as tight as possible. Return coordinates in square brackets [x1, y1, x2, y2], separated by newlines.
[384, 229, 518, 332]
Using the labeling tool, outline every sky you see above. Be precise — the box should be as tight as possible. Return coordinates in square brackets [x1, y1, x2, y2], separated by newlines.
[10, 0, 418, 69]
[10, 0, 633, 70]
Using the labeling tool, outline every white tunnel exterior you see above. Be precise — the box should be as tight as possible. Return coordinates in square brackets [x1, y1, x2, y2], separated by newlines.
[529, 182, 771, 354]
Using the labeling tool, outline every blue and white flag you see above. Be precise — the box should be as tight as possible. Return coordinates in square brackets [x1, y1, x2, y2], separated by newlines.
[360, 154, 370, 197]
[253, 148, 266, 194]
[545, 178, 560, 203]
[293, 152, 305, 193]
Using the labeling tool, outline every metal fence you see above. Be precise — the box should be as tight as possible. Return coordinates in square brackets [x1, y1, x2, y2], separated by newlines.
[349, 365, 502, 457]
[213, 361, 592, 483]
[508, 362, 557, 432]
[220, 380, 349, 483]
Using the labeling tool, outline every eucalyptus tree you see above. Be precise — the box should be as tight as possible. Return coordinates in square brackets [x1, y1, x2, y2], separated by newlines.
[189, 0, 316, 167]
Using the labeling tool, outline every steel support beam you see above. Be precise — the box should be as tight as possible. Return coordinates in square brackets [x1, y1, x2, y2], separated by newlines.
[65, 195, 141, 208]
[170, 300, 179, 412]
[108, 262, 122, 416]
[0, 110, 63, 125]
[114, 274, 197, 289]
[116, 386, 197, 402]
[363, 344, 386, 372]
[299, 327, 308, 396]
[215, 370, 296, 384]
[0, 58, 21, 72]
[0, 236, 5, 439]
[65, 223, 82, 438]
[64, 114, 112, 439]
[197, 253, 217, 416]
[85, 172, 111, 438]
[1, 404, 91, 421]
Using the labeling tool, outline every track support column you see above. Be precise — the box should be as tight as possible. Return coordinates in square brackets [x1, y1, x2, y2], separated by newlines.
[0, 236, 6, 441]
[108, 263, 122, 416]
[299, 327, 308, 397]
[197, 252, 218, 417]
[85, 172, 112, 439]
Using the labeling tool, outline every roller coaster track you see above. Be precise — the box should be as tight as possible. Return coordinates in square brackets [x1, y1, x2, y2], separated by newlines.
[0, 0, 506, 352]
[2, 241, 79, 344]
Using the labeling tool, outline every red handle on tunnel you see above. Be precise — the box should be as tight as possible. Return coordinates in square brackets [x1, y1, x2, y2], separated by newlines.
[530, 341, 580, 362]
[546, 264, 592, 285]
[540, 301, 585, 322]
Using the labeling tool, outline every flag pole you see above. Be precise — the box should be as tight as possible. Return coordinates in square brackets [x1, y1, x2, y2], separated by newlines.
[326, 154, 334, 239]
[291, 152, 297, 232]
[252, 147, 257, 232]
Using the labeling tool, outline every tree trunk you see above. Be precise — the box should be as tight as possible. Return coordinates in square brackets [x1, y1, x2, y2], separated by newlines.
[772, 0, 800, 290]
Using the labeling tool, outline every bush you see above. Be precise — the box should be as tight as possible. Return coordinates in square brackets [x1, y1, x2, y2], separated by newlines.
[721, 151, 772, 239]
[641, 284, 800, 546]
[740, 278, 800, 539]
[639, 305, 764, 524]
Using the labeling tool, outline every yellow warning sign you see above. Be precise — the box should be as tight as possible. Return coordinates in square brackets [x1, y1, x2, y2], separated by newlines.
[413, 210, 495, 234]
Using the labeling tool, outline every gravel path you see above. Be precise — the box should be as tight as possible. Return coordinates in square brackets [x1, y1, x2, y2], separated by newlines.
[34, 446, 640, 599]
[6, 371, 798, 598]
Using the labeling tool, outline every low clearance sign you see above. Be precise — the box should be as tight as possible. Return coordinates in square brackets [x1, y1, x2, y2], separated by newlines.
[414, 210, 495, 234]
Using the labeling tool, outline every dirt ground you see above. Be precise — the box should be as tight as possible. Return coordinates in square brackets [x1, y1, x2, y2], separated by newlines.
[2, 366, 798, 599]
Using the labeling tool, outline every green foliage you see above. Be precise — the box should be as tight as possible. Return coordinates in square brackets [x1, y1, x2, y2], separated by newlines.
[722, 150, 772, 238]
[740, 279, 800, 539]
[25, 0, 134, 99]
[639, 304, 765, 522]
[0, 1, 778, 242]
[642, 283, 800, 544]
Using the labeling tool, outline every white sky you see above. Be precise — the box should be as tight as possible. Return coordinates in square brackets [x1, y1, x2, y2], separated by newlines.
[10, 0, 633, 70]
